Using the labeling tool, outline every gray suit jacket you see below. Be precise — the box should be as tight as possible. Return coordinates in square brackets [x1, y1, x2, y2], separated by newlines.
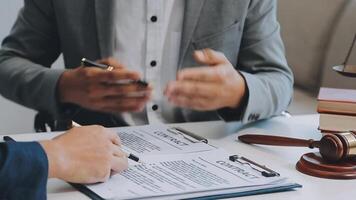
[0, 0, 293, 126]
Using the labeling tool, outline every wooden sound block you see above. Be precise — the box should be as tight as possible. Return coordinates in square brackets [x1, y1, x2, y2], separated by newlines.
[296, 152, 356, 179]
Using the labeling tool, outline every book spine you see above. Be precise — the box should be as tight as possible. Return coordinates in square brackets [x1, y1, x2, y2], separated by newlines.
[318, 128, 346, 134]
[319, 114, 356, 132]
[317, 109, 356, 116]
[318, 99, 356, 104]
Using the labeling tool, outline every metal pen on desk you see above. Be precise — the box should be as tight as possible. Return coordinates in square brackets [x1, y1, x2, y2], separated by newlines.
[71, 121, 141, 163]
[81, 58, 148, 87]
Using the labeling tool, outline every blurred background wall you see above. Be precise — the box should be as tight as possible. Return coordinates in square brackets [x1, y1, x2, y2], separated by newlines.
[278, 0, 356, 115]
[278, 0, 356, 92]
[0, 1, 35, 134]
[0, 0, 63, 134]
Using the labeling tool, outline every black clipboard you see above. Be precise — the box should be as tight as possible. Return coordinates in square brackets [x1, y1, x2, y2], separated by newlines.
[70, 179, 301, 200]
[69, 183, 103, 200]
[69, 127, 300, 200]
[167, 127, 209, 144]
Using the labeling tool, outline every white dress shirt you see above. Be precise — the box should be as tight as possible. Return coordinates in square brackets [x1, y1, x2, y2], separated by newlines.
[114, 0, 185, 125]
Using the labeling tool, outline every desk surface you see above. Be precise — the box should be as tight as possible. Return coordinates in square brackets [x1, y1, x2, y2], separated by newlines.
[6, 114, 356, 200]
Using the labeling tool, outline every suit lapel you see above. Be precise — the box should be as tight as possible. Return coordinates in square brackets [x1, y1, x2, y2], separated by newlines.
[178, 0, 206, 67]
[95, 0, 116, 58]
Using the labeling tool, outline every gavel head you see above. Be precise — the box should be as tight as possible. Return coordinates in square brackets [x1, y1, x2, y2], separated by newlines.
[319, 132, 356, 162]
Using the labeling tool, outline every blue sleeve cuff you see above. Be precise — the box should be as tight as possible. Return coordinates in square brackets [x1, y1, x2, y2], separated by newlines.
[0, 141, 48, 200]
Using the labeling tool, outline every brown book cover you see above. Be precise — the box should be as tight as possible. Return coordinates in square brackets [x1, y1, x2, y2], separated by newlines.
[318, 87, 356, 103]
[319, 113, 356, 132]
[317, 87, 356, 114]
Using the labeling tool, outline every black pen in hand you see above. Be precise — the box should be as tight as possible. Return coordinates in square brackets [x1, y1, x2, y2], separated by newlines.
[81, 58, 148, 87]
[127, 153, 140, 163]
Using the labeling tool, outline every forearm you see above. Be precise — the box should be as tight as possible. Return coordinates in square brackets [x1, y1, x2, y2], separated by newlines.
[217, 69, 292, 122]
[0, 53, 65, 116]
[0, 0, 63, 116]
[218, 0, 293, 123]
[39, 139, 65, 179]
[241, 71, 292, 122]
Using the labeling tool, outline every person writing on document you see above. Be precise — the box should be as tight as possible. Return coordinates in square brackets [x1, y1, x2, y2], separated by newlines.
[0, 126, 128, 200]
[0, 0, 293, 127]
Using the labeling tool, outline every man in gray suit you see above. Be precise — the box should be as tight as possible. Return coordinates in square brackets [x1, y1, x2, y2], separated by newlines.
[0, 0, 293, 127]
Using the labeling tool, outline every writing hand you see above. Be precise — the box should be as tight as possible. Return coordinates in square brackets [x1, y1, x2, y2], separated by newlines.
[40, 125, 128, 184]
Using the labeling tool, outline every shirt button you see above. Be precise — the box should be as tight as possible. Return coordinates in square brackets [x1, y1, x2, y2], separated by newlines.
[150, 16, 158, 22]
[150, 60, 157, 67]
[152, 104, 158, 111]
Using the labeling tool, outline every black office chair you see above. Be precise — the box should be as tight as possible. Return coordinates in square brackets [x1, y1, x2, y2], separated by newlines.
[34, 108, 127, 133]
[34, 112, 72, 132]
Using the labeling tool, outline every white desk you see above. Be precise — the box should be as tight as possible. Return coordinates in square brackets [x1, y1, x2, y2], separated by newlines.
[5, 114, 356, 199]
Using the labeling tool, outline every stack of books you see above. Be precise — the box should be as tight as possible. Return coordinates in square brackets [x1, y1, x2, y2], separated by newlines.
[317, 87, 356, 133]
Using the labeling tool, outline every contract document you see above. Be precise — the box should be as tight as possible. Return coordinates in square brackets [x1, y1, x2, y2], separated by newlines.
[114, 125, 215, 156]
[77, 124, 300, 200]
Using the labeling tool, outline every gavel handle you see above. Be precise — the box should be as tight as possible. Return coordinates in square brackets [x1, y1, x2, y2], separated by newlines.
[238, 134, 320, 149]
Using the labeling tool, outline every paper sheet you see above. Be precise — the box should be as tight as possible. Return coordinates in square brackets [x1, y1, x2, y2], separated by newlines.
[87, 149, 284, 200]
[110, 125, 216, 156]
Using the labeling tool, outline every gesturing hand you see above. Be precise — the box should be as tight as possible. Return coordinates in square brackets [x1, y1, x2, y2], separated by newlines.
[40, 125, 128, 184]
[58, 58, 152, 113]
[164, 49, 246, 111]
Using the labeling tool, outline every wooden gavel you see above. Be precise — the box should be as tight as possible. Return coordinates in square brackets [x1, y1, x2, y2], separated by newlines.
[238, 132, 356, 162]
